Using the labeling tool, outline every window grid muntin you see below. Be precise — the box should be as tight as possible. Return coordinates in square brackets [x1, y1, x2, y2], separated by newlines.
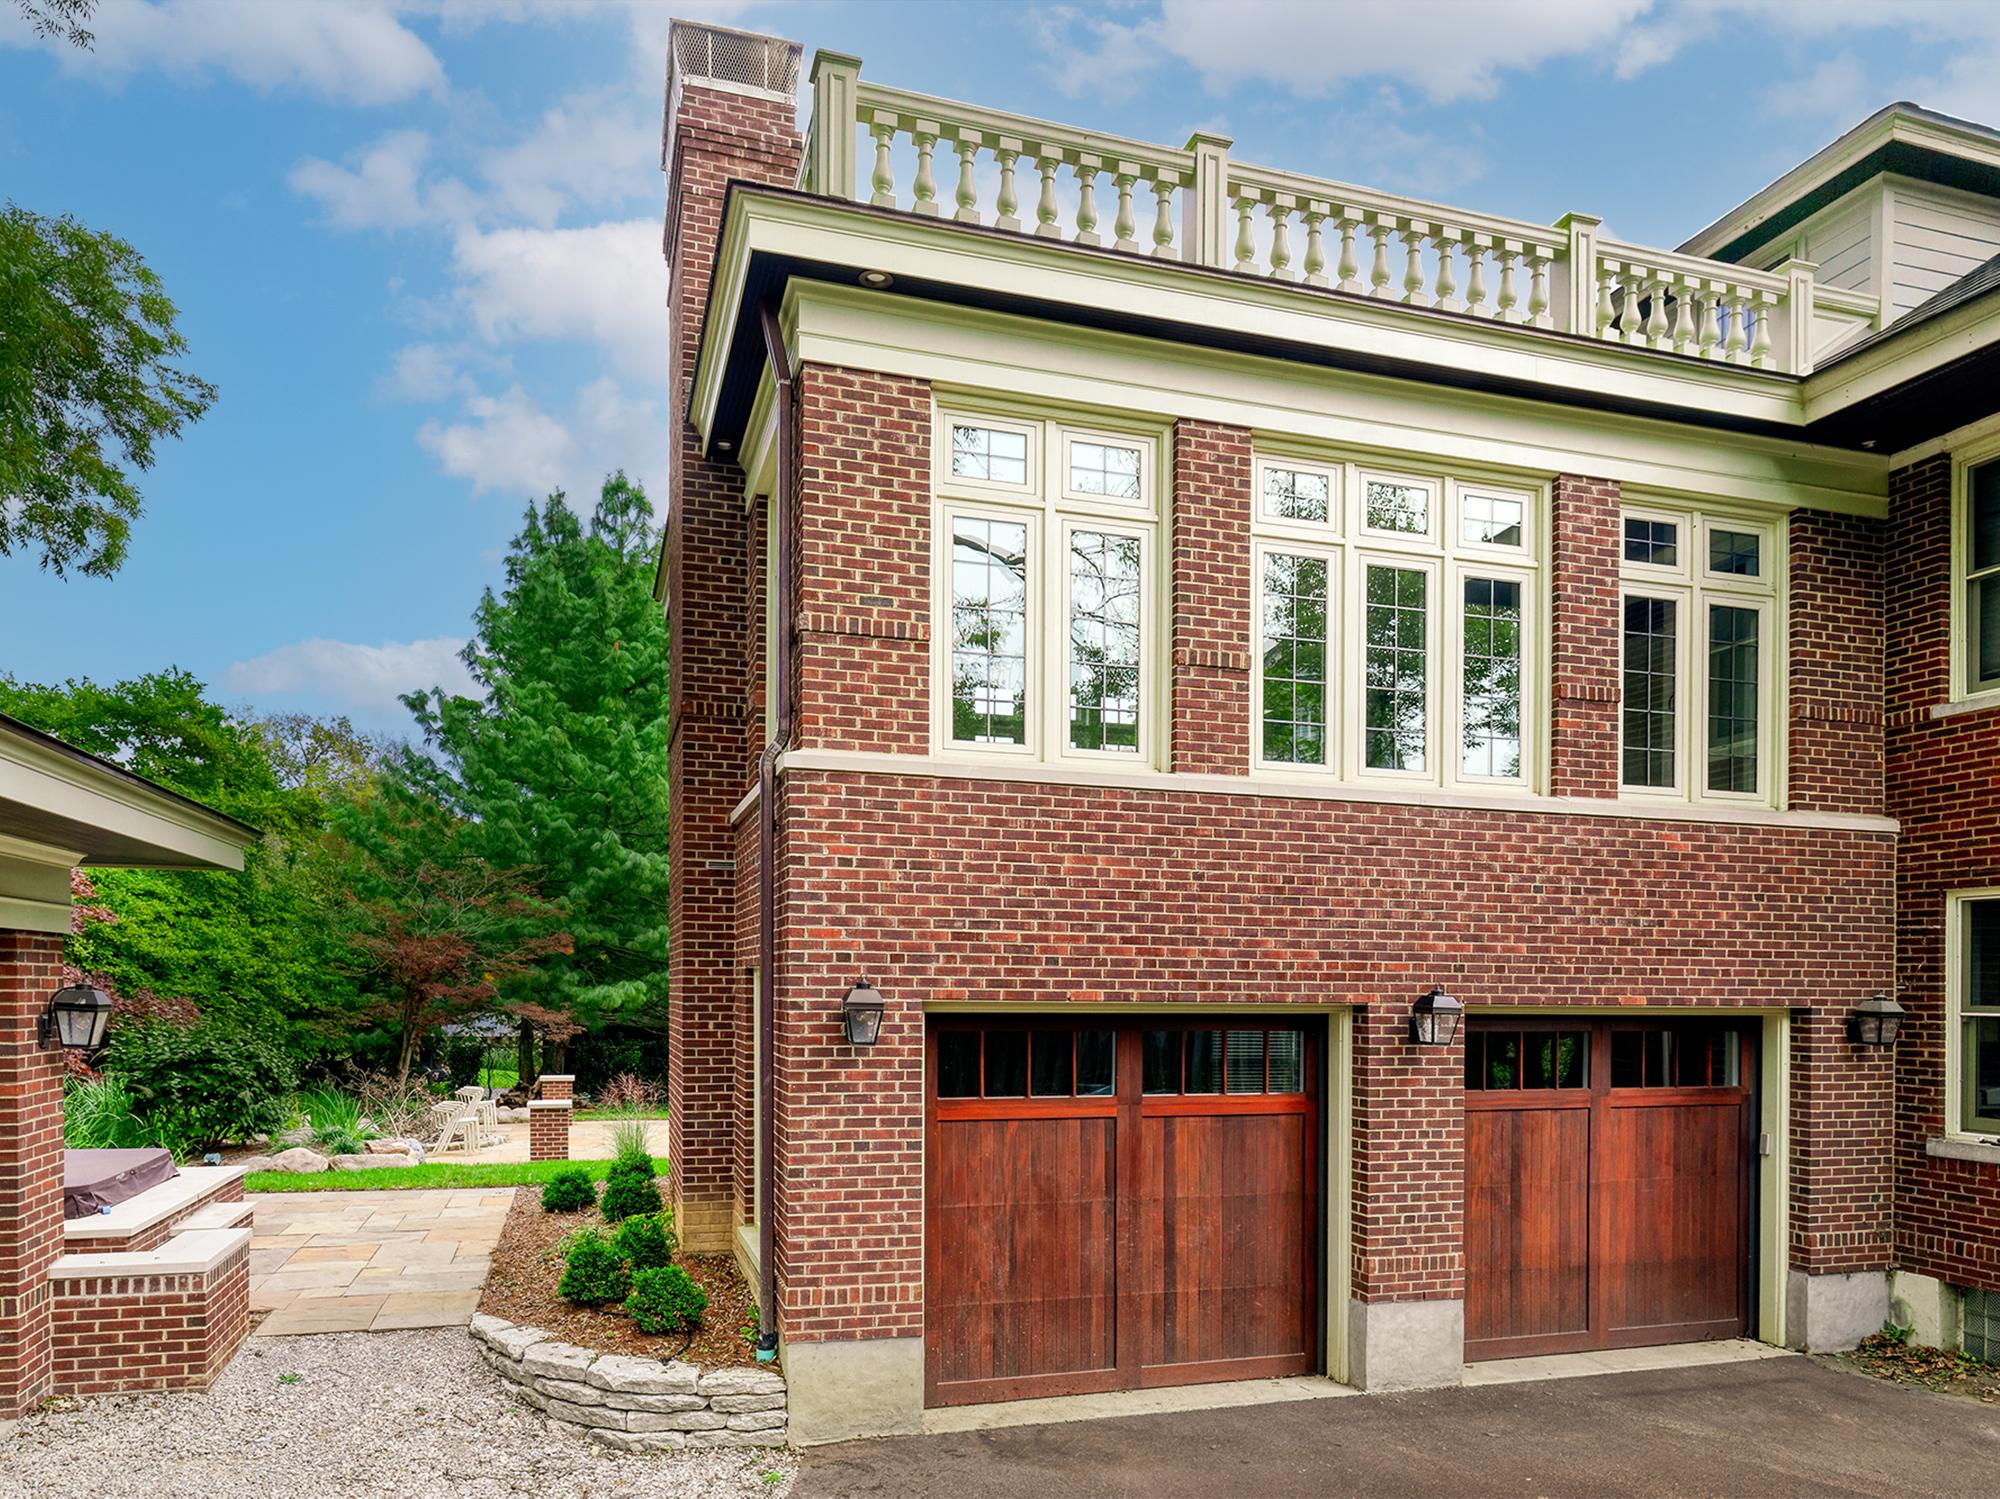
[1960, 895, 2000, 1136]
[1361, 472, 1436, 541]
[1363, 560, 1431, 773]
[1066, 438, 1144, 501]
[1460, 573, 1525, 780]
[1622, 593, 1679, 790]
[1461, 491, 1526, 549]
[947, 512, 1032, 747]
[1968, 462, 2000, 693]
[1707, 601, 1762, 795]
[1065, 524, 1147, 755]
[1260, 459, 1337, 527]
[949, 420, 1033, 489]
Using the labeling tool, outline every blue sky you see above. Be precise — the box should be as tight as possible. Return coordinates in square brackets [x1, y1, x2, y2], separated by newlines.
[4, 0, 1997, 736]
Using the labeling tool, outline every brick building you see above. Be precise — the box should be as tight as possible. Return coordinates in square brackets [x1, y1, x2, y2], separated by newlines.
[658, 22, 2000, 1441]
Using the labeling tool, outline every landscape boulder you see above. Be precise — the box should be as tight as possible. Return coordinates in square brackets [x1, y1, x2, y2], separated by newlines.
[266, 1146, 330, 1174]
[331, 1151, 418, 1170]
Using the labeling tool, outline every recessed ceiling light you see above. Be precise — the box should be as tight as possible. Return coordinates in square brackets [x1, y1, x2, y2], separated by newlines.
[859, 270, 893, 289]
[716, 438, 734, 452]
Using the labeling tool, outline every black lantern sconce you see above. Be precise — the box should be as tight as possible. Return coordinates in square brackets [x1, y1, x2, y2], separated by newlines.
[841, 978, 887, 1047]
[1409, 986, 1463, 1047]
[1848, 992, 1904, 1049]
[39, 983, 112, 1053]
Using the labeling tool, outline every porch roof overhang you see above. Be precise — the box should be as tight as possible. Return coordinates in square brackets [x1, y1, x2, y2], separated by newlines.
[0, 713, 260, 936]
[687, 185, 2000, 513]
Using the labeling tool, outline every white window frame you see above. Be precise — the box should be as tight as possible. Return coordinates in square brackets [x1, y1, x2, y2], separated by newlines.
[1250, 448, 1542, 793]
[933, 402, 1166, 769]
[1945, 888, 2000, 1140]
[1952, 439, 2000, 705]
[1618, 502, 1783, 809]
[1250, 538, 1341, 776]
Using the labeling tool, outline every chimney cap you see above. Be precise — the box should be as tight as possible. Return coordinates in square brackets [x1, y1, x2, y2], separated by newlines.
[663, 19, 804, 171]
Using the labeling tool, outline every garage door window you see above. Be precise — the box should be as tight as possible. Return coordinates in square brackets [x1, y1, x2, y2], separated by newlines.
[1143, 1027, 1304, 1094]
[935, 1027, 1115, 1099]
[1465, 1029, 1588, 1090]
[1609, 1024, 1742, 1088]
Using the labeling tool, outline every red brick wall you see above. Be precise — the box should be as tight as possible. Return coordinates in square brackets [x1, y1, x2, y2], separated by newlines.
[1789, 508, 1885, 815]
[1886, 453, 2000, 1293]
[665, 75, 801, 1251]
[0, 931, 64, 1418]
[1351, 999, 1464, 1300]
[529, 1103, 571, 1161]
[792, 366, 931, 755]
[1172, 420, 1252, 773]
[48, 1250, 250, 1396]
[1549, 474, 1621, 797]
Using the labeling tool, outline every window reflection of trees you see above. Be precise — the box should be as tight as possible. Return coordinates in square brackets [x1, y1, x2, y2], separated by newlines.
[949, 517, 1029, 744]
[1364, 564, 1427, 771]
[1461, 576, 1522, 778]
[1068, 530, 1142, 752]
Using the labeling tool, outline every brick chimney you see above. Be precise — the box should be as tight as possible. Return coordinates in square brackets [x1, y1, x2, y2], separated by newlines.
[661, 21, 802, 1256]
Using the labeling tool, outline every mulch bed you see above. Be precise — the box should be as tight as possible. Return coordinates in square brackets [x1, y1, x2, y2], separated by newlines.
[1825, 1332, 2000, 1403]
[477, 1181, 760, 1369]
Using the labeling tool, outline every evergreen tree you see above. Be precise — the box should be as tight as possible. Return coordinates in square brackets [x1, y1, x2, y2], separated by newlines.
[401, 473, 671, 1066]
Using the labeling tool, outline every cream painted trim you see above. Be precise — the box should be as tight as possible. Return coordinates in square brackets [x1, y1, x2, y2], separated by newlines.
[730, 782, 761, 826]
[1950, 435, 2000, 702]
[699, 192, 1838, 448]
[1325, 1007, 1353, 1385]
[1802, 290, 2000, 427]
[0, 831, 82, 866]
[0, 894, 70, 935]
[779, 747, 1898, 833]
[1891, 409, 2000, 469]
[787, 281, 1887, 518]
[1761, 1011, 1791, 1348]
[1944, 887, 2000, 1141]
[0, 731, 254, 870]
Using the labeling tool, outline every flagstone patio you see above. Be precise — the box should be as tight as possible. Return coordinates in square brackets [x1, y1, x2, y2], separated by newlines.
[248, 1188, 513, 1336]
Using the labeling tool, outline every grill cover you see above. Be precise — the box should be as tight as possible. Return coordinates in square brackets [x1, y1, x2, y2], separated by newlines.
[63, 1148, 177, 1219]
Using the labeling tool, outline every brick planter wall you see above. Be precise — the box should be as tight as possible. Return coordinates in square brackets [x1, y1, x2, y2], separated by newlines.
[529, 1100, 572, 1161]
[471, 1313, 787, 1449]
[47, 1236, 250, 1396]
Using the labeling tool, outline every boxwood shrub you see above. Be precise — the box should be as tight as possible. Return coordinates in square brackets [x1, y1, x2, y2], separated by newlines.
[599, 1167, 663, 1223]
[557, 1228, 630, 1307]
[625, 1265, 707, 1335]
[613, 1210, 674, 1271]
[539, 1167, 596, 1213]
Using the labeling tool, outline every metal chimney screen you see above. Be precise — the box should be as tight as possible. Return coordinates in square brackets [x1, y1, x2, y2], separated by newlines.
[673, 26, 800, 96]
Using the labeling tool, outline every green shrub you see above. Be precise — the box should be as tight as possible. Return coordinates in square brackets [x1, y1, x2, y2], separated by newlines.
[625, 1265, 707, 1335]
[557, 1229, 631, 1307]
[599, 1168, 663, 1223]
[540, 1168, 596, 1213]
[63, 1075, 156, 1150]
[297, 1084, 374, 1157]
[108, 1021, 298, 1160]
[614, 1210, 675, 1271]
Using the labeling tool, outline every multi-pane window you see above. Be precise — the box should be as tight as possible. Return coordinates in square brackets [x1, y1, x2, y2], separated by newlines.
[1954, 894, 2000, 1136]
[1964, 460, 2000, 696]
[1619, 505, 1779, 805]
[1142, 1026, 1305, 1095]
[936, 1027, 1116, 1099]
[1465, 1029, 1588, 1090]
[936, 411, 1159, 763]
[1253, 454, 1537, 790]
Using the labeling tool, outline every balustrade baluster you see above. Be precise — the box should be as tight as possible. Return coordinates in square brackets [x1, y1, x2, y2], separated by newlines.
[1074, 157, 1101, 245]
[1335, 213, 1361, 293]
[1233, 195, 1258, 274]
[1432, 230, 1460, 312]
[1595, 266, 1618, 338]
[912, 128, 940, 215]
[1269, 201, 1295, 281]
[995, 147, 1021, 232]
[1697, 285, 1722, 357]
[1465, 240, 1488, 317]
[1035, 154, 1061, 238]
[1495, 247, 1519, 322]
[1644, 276, 1669, 346]
[1303, 207, 1328, 287]
[1369, 219, 1394, 297]
[1401, 222, 1430, 305]
[1749, 293, 1773, 367]
[1669, 279, 1695, 354]
[1152, 179, 1177, 258]
[1113, 170, 1139, 251]
[869, 122, 896, 209]
[1528, 250, 1552, 328]
[953, 134, 980, 224]
[1723, 290, 1749, 362]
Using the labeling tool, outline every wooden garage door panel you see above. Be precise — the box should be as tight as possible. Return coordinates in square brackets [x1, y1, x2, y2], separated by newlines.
[1138, 1111, 1314, 1378]
[1465, 1105, 1591, 1351]
[1599, 1100, 1746, 1340]
[926, 1116, 1118, 1393]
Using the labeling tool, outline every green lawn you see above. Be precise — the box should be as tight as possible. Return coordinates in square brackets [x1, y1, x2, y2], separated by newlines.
[243, 1157, 669, 1194]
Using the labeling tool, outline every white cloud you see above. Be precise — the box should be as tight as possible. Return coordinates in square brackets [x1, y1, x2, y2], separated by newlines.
[418, 384, 576, 496]
[478, 91, 660, 225]
[12, 0, 446, 105]
[450, 219, 666, 379]
[378, 342, 475, 402]
[224, 636, 478, 719]
[290, 130, 477, 231]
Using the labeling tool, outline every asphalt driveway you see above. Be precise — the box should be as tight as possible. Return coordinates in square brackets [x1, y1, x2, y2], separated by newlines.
[796, 1357, 2000, 1499]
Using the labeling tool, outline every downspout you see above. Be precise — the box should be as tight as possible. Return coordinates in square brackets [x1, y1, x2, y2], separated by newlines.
[754, 299, 794, 1364]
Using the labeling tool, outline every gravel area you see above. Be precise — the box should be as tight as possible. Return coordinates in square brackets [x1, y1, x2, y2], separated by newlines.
[0, 1328, 795, 1499]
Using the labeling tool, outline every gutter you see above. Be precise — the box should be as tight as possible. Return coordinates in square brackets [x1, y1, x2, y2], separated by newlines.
[753, 298, 794, 1364]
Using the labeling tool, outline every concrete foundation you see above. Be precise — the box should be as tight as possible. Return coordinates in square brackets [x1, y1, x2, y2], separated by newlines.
[1888, 1269, 1959, 1350]
[1347, 1297, 1464, 1391]
[1785, 1268, 1888, 1352]
[783, 1336, 924, 1445]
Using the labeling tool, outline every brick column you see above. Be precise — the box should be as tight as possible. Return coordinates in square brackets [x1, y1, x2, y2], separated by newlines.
[1788, 508, 1884, 815]
[0, 931, 65, 1418]
[529, 1099, 571, 1161]
[1347, 1001, 1465, 1389]
[534, 1074, 574, 1102]
[663, 43, 804, 1256]
[1171, 419, 1253, 773]
[1548, 474, 1621, 796]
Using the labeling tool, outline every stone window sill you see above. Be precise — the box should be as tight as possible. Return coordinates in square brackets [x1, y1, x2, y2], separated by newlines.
[1930, 693, 2000, 722]
[1926, 1134, 2000, 1165]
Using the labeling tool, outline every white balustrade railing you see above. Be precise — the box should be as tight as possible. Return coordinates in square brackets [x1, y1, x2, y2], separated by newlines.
[797, 57, 1875, 374]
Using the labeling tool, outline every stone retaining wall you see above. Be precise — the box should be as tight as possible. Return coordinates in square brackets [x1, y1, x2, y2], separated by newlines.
[470, 1312, 787, 1449]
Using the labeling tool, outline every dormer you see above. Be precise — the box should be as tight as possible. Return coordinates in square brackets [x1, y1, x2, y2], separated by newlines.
[1682, 104, 2000, 332]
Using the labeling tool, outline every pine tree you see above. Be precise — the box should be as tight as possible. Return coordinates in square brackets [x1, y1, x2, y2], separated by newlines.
[400, 473, 671, 1065]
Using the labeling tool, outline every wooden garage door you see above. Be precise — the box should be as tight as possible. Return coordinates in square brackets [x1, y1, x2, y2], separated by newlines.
[1463, 1019, 1755, 1362]
[925, 1019, 1319, 1407]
